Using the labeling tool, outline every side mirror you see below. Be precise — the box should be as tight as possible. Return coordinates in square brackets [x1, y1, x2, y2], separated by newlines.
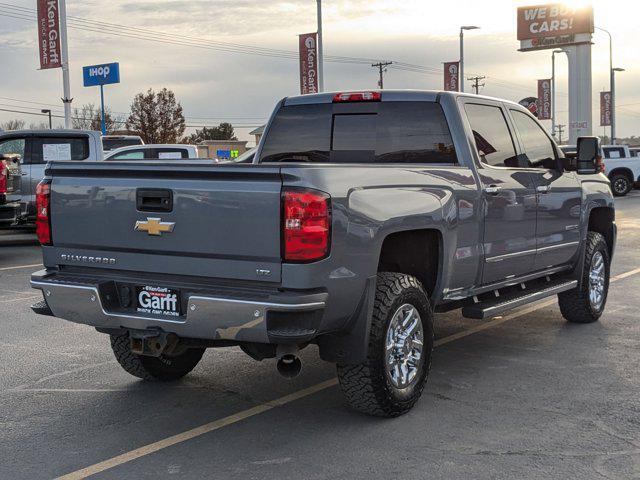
[576, 136, 601, 175]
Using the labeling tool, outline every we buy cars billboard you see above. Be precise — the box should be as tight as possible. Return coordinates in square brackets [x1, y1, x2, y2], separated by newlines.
[517, 3, 593, 51]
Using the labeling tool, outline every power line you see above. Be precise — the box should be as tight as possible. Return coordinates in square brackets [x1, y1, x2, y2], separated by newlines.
[0, 2, 550, 98]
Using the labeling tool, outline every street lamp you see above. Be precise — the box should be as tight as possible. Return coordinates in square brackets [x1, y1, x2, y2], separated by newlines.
[316, 0, 324, 92]
[612, 67, 625, 144]
[41, 109, 52, 129]
[459, 25, 480, 93]
[551, 49, 564, 140]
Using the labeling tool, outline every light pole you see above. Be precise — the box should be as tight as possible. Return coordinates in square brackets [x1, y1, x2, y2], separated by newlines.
[41, 109, 52, 129]
[551, 49, 564, 140]
[612, 67, 625, 144]
[316, 0, 324, 92]
[459, 26, 480, 93]
[596, 27, 614, 144]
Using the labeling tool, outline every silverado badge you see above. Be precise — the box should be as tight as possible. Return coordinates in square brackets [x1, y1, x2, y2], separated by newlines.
[134, 218, 176, 236]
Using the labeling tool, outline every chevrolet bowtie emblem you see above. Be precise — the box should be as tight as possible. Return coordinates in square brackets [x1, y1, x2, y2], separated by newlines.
[134, 218, 176, 236]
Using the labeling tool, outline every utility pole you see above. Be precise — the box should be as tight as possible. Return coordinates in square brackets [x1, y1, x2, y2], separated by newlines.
[372, 61, 393, 89]
[316, 0, 324, 92]
[556, 124, 565, 145]
[58, 0, 72, 128]
[467, 75, 485, 94]
[459, 26, 480, 93]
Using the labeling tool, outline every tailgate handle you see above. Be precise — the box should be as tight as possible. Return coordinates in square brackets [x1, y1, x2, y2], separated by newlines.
[137, 189, 173, 212]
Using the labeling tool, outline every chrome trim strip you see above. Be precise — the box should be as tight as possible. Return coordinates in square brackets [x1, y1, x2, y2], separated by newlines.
[485, 248, 536, 263]
[537, 241, 580, 252]
[485, 241, 580, 264]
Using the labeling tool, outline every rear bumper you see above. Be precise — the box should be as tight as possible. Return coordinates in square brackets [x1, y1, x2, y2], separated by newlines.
[30, 270, 327, 344]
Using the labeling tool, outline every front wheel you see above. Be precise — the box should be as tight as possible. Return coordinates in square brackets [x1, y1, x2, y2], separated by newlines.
[558, 231, 610, 323]
[610, 173, 632, 197]
[110, 334, 205, 381]
[337, 272, 434, 417]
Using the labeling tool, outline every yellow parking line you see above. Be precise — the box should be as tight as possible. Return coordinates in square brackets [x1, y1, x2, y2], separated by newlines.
[57, 266, 640, 480]
[0, 263, 42, 271]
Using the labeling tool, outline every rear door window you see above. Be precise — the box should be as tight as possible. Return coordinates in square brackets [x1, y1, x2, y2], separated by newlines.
[31, 137, 90, 163]
[465, 104, 519, 168]
[260, 101, 457, 164]
[603, 147, 625, 159]
[156, 148, 189, 159]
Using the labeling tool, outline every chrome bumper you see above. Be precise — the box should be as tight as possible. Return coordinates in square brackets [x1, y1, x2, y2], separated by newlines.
[31, 271, 326, 343]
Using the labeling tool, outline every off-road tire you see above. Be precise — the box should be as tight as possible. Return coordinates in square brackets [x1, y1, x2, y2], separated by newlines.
[610, 173, 632, 197]
[336, 272, 434, 417]
[110, 334, 205, 381]
[558, 231, 610, 323]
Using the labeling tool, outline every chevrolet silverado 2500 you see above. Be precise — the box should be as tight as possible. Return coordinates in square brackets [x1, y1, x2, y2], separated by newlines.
[31, 91, 615, 417]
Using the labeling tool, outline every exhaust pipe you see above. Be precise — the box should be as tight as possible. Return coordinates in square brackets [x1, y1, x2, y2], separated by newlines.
[276, 345, 302, 379]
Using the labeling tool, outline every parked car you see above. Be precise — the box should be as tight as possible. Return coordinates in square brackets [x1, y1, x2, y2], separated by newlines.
[31, 90, 615, 417]
[105, 144, 199, 161]
[0, 130, 103, 225]
[630, 147, 639, 158]
[102, 135, 144, 152]
[0, 154, 21, 227]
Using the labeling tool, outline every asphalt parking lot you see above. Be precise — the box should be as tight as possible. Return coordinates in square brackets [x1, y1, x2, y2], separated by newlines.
[1, 192, 639, 480]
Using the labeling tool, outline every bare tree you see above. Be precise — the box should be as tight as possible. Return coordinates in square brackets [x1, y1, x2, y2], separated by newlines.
[0, 119, 26, 131]
[126, 88, 186, 143]
[72, 103, 122, 133]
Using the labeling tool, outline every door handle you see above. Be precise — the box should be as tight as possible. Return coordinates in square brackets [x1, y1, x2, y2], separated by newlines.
[536, 185, 551, 194]
[484, 185, 502, 195]
[21, 172, 28, 176]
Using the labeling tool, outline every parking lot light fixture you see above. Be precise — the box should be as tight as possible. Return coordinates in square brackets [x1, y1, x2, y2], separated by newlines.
[460, 26, 480, 93]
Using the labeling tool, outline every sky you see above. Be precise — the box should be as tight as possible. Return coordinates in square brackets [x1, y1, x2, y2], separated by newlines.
[0, 0, 638, 144]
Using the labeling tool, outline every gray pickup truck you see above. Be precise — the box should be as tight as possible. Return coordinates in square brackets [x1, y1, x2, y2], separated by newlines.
[31, 90, 615, 417]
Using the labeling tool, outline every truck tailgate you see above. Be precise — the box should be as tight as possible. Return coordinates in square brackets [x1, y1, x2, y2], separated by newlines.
[46, 162, 283, 283]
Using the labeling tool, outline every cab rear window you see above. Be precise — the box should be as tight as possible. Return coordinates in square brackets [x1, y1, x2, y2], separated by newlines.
[260, 101, 457, 164]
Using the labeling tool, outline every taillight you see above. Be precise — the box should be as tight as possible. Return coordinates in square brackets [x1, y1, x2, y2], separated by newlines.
[282, 189, 330, 262]
[0, 161, 7, 195]
[36, 180, 52, 245]
[596, 155, 605, 173]
[332, 91, 381, 103]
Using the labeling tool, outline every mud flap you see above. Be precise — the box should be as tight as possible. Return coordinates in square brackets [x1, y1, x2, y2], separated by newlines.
[317, 275, 377, 364]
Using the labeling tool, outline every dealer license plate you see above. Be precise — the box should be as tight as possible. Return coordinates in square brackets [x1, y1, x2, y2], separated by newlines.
[136, 285, 181, 317]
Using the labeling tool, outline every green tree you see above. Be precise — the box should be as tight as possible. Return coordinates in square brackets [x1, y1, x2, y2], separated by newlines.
[186, 122, 237, 143]
[126, 88, 186, 143]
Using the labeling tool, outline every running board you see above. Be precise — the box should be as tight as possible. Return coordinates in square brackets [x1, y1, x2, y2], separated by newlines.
[462, 280, 577, 320]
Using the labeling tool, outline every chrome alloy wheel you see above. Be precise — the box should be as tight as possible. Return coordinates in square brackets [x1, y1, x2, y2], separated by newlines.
[385, 304, 424, 389]
[589, 251, 606, 310]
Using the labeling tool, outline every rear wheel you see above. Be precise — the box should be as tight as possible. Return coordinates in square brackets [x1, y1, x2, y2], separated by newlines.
[558, 231, 610, 323]
[610, 173, 632, 197]
[337, 272, 434, 417]
[110, 333, 205, 381]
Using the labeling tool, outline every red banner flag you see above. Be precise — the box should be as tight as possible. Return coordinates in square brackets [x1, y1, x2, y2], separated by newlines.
[37, 0, 62, 69]
[443, 62, 459, 92]
[299, 33, 319, 95]
[537, 79, 552, 120]
[600, 91, 612, 126]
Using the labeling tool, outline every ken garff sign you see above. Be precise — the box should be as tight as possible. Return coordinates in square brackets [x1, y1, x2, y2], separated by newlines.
[83, 62, 120, 87]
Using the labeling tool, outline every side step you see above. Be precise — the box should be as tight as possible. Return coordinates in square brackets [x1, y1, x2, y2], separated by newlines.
[462, 279, 577, 320]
